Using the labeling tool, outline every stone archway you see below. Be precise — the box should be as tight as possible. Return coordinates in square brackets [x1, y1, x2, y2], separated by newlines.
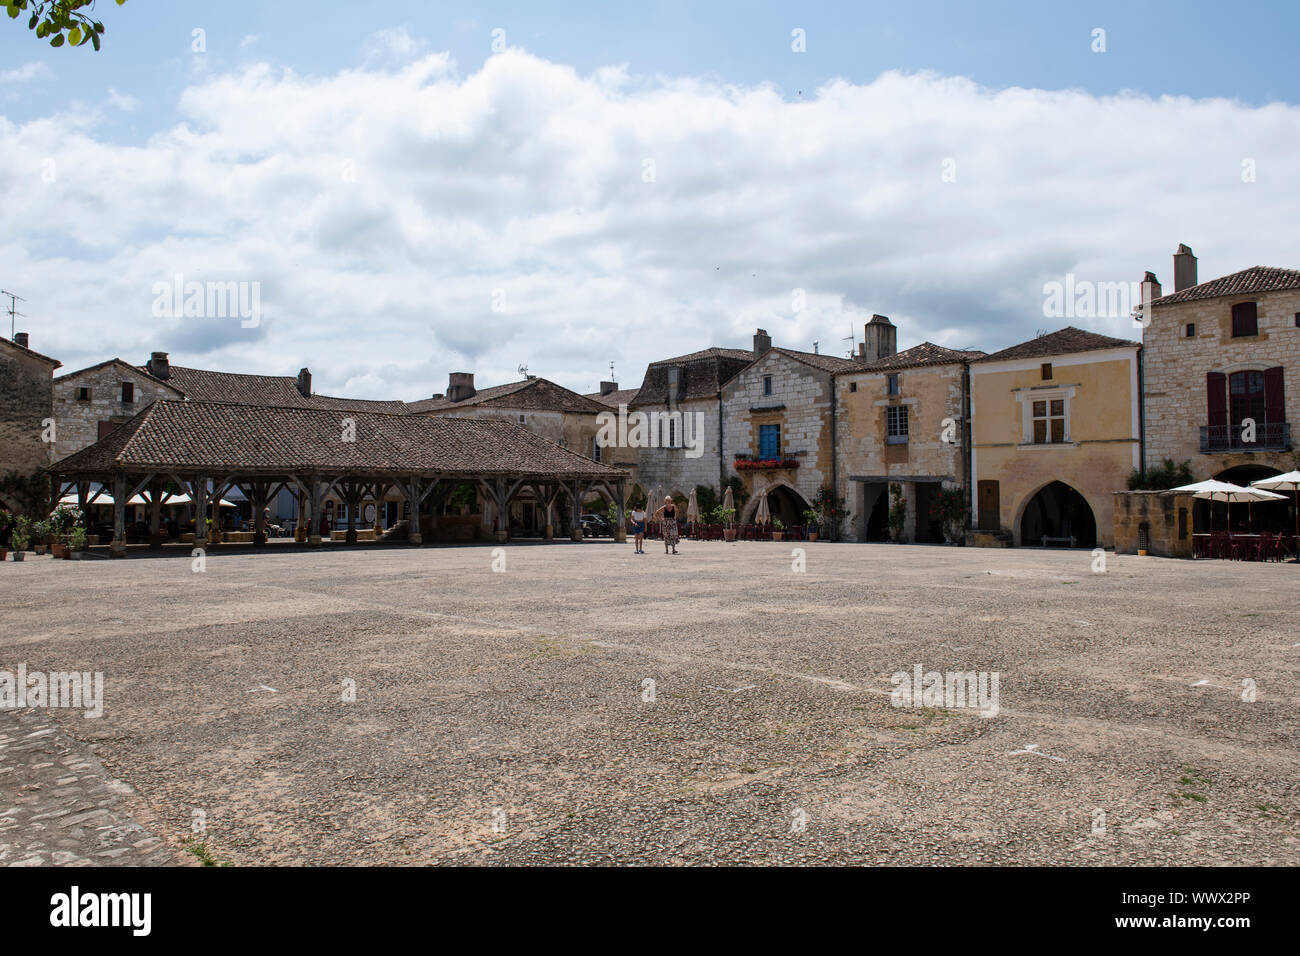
[741, 479, 812, 527]
[1016, 480, 1097, 547]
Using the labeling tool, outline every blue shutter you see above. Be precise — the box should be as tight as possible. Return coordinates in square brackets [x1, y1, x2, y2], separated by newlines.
[758, 424, 780, 459]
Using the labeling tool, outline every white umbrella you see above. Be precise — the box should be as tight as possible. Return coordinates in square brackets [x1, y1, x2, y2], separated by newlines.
[59, 493, 114, 506]
[722, 486, 735, 527]
[686, 488, 699, 524]
[1251, 471, 1300, 546]
[1174, 480, 1284, 534]
[755, 487, 771, 526]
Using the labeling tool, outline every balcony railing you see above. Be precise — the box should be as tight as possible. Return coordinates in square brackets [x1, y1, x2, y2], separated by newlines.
[1199, 422, 1291, 453]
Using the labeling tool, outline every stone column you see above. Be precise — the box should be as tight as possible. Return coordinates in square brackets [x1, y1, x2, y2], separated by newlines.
[903, 481, 918, 543]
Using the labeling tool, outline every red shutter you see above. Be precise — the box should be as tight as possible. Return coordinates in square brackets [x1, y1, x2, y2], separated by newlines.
[1206, 372, 1227, 428]
[1263, 366, 1285, 425]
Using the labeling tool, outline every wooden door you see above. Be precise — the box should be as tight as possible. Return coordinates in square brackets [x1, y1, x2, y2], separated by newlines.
[977, 480, 1000, 530]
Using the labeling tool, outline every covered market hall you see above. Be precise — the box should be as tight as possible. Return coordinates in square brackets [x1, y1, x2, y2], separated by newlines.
[49, 399, 630, 555]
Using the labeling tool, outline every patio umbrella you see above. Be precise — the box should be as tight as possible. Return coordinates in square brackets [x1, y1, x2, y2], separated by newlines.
[1251, 471, 1300, 545]
[686, 488, 699, 524]
[1173, 479, 1283, 533]
[755, 487, 771, 526]
[722, 485, 735, 527]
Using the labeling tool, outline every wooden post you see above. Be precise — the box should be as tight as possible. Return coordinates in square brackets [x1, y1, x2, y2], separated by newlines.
[613, 479, 627, 542]
[309, 478, 324, 546]
[148, 479, 163, 549]
[405, 479, 423, 545]
[110, 474, 127, 557]
[192, 476, 209, 551]
[570, 480, 584, 541]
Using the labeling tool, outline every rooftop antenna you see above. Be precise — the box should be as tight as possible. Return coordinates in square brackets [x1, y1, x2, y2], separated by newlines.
[517, 363, 529, 379]
[609, 361, 616, 381]
[842, 323, 857, 358]
[1, 289, 26, 340]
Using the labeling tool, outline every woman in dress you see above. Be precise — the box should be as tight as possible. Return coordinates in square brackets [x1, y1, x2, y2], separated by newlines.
[652, 495, 679, 555]
[629, 503, 647, 554]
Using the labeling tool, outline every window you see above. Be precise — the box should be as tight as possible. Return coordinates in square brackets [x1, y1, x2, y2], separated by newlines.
[763, 375, 773, 396]
[1229, 370, 1266, 430]
[1040, 363, 1053, 381]
[76, 387, 91, 401]
[591, 437, 602, 462]
[886, 405, 909, 444]
[1185, 323, 1196, 337]
[1294, 312, 1299, 328]
[1231, 302, 1258, 337]
[849, 381, 857, 393]
[121, 382, 134, 403]
[887, 373, 900, 396]
[518, 414, 525, 423]
[758, 423, 781, 459]
[1031, 398, 1066, 444]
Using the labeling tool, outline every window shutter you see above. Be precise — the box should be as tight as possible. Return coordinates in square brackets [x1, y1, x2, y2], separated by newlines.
[1263, 366, 1285, 424]
[1206, 372, 1227, 428]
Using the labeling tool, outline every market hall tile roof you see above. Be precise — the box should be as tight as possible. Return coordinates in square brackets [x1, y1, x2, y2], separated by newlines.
[973, 327, 1139, 363]
[52, 400, 627, 479]
[1150, 265, 1300, 305]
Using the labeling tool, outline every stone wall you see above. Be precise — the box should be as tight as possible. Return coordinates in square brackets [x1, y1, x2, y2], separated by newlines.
[0, 344, 56, 497]
[1145, 288, 1300, 477]
[1112, 490, 1195, 558]
[52, 362, 181, 461]
[721, 352, 832, 520]
[834, 361, 968, 541]
[632, 396, 724, 502]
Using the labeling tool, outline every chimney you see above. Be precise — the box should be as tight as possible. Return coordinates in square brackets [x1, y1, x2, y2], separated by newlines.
[753, 328, 772, 356]
[297, 367, 312, 398]
[863, 315, 897, 361]
[1173, 244, 1197, 292]
[13, 332, 29, 349]
[447, 372, 476, 402]
[599, 380, 618, 396]
[146, 351, 170, 380]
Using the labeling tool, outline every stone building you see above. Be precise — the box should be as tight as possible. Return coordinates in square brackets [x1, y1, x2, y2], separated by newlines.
[627, 343, 755, 507]
[51, 356, 184, 461]
[409, 372, 612, 536]
[0, 332, 61, 510]
[969, 327, 1141, 548]
[720, 334, 860, 528]
[834, 336, 984, 543]
[1139, 244, 1299, 500]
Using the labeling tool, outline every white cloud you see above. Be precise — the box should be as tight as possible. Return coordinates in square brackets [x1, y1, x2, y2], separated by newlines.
[0, 62, 51, 83]
[240, 34, 259, 49]
[106, 87, 138, 112]
[2, 50, 1299, 399]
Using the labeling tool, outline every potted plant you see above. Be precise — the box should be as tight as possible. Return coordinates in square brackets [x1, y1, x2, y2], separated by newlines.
[10, 523, 27, 561]
[67, 527, 88, 559]
[930, 487, 969, 545]
[48, 504, 80, 558]
[802, 508, 820, 541]
[888, 484, 908, 543]
[772, 517, 785, 542]
[31, 520, 49, 555]
[720, 507, 738, 542]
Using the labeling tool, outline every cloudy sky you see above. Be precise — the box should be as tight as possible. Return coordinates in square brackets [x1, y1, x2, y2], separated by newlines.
[2, 0, 1299, 399]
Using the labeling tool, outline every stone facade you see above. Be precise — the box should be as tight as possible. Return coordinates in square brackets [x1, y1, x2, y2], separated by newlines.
[52, 359, 183, 462]
[0, 335, 60, 505]
[970, 339, 1141, 549]
[835, 357, 970, 542]
[1142, 262, 1300, 480]
[722, 348, 854, 527]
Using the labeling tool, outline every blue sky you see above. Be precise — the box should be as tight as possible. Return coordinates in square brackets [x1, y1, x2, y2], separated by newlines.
[2, 1, 1298, 397]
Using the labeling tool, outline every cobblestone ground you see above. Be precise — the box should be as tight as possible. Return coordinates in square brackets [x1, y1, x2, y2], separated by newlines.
[0, 708, 185, 867]
[1, 540, 1297, 865]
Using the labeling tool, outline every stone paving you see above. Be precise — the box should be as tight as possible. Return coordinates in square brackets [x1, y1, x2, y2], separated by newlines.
[1, 540, 1297, 865]
[0, 708, 185, 867]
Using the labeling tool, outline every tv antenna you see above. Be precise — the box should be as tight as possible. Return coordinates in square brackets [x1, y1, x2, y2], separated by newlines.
[842, 323, 856, 358]
[517, 363, 529, 379]
[2, 289, 26, 340]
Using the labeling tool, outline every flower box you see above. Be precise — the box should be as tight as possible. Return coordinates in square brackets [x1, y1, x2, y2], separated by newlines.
[734, 458, 799, 470]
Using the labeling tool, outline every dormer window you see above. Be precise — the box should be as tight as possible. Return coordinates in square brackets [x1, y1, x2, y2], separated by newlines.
[1231, 302, 1258, 337]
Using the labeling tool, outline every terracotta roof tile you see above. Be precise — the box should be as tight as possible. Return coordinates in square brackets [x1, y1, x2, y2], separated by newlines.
[847, 342, 986, 373]
[52, 400, 625, 479]
[1152, 265, 1300, 305]
[974, 327, 1139, 363]
[409, 378, 608, 414]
